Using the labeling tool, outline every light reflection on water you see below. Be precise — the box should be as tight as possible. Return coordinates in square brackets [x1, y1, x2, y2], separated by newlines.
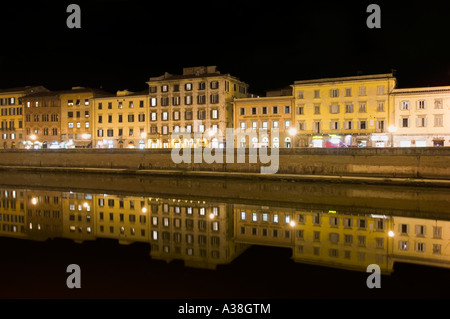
[1, 171, 450, 275]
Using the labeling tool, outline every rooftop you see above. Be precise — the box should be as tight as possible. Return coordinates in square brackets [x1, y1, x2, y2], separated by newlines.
[148, 65, 245, 83]
[293, 73, 395, 85]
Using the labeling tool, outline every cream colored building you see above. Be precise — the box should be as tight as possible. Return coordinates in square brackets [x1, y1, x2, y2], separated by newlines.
[0, 188, 27, 239]
[292, 73, 397, 147]
[146, 66, 249, 148]
[233, 93, 295, 148]
[391, 86, 450, 147]
[390, 216, 450, 269]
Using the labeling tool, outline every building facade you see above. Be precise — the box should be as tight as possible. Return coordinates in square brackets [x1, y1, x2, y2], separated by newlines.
[292, 74, 397, 147]
[22, 91, 62, 149]
[233, 93, 295, 148]
[146, 66, 249, 148]
[60, 87, 108, 148]
[92, 90, 149, 149]
[0, 86, 48, 149]
[391, 86, 450, 147]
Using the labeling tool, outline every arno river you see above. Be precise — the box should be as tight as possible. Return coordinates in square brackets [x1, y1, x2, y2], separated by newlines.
[1, 170, 450, 299]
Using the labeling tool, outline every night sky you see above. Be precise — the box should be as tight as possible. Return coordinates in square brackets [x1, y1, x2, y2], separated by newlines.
[1, 1, 450, 95]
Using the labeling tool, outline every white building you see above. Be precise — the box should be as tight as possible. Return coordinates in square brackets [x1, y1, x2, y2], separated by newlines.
[391, 86, 450, 147]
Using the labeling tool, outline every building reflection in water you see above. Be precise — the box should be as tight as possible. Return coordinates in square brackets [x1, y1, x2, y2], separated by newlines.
[1, 187, 450, 273]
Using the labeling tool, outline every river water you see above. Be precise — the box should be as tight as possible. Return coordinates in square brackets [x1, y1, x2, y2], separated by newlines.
[0, 170, 449, 299]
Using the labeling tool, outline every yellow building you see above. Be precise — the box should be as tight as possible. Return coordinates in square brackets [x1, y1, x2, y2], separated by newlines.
[391, 86, 450, 147]
[292, 73, 397, 147]
[60, 87, 108, 148]
[0, 86, 48, 149]
[0, 188, 27, 239]
[61, 191, 95, 243]
[92, 90, 149, 149]
[233, 91, 295, 148]
[234, 204, 394, 273]
[93, 193, 150, 244]
[146, 66, 249, 148]
[24, 190, 63, 240]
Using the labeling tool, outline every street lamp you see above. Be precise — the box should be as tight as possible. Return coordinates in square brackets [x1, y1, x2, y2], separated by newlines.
[388, 126, 397, 147]
[288, 127, 297, 148]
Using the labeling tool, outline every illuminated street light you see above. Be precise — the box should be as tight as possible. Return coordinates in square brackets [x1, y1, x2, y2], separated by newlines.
[289, 220, 296, 227]
[209, 213, 215, 219]
[208, 130, 215, 137]
[140, 132, 147, 138]
[31, 197, 38, 205]
[142, 207, 147, 213]
[288, 128, 297, 136]
[388, 230, 395, 237]
[30, 134, 36, 140]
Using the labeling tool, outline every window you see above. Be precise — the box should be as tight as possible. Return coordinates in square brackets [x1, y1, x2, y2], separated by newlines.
[434, 98, 443, 109]
[68, 122, 74, 128]
[272, 106, 278, 114]
[400, 224, 409, 234]
[399, 241, 409, 251]
[211, 109, 218, 119]
[239, 108, 245, 116]
[434, 115, 443, 127]
[402, 118, 409, 128]
[345, 88, 351, 97]
[417, 100, 426, 109]
[330, 89, 339, 97]
[344, 120, 353, 130]
[173, 111, 180, 121]
[161, 97, 169, 106]
[330, 120, 339, 130]
[210, 81, 219, 89]
[359, 86, 366, 96]
[359, 103, 367, 113]
[415, 242, 425, 252]
[162, 112, 168, 121]
[128, 114, 135, 122]
[314, 90, 320, 98]
[401, 101, 410, 110]
[297, 121, 306, 131]
[210, 94, 219, 104]
[151, 112, 157, 121]
[172, 96, 180, 106]
[345, 104, 353, 113]
[297, 91, 304, 99]
[330, 104, 339, 114]
[251, 107, 257, 115]
[297, 106, 304, 115]
[416, 116, 427, 127]
[285, 106, 290, 114]
[161, 85, 169, 92]
[150, 98, 157, 107]
[314, 105, 320, 114]
[108, 102, 112, 109]
[377, 102, 385, 112]
[415, 225, 426, 236]
[197, 95, 206, 104]
[198, 82, 206, 90]
[329, 233, 339, 243]
[262, 106, 268, 114]
[285, 120, 291, 129]
[185, 83, 192, 91]
[376, 238, 384, 248]
[185, 96, 192, 105]
[377, 86, 385, 95]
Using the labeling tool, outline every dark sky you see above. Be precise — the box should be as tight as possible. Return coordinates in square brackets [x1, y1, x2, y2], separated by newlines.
[1, 0, 450, 95]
